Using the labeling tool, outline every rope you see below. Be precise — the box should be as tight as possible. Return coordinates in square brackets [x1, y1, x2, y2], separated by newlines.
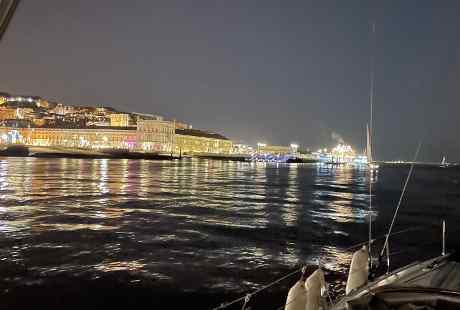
[211, 268, 303, 310]
[241, 294, 251, 310]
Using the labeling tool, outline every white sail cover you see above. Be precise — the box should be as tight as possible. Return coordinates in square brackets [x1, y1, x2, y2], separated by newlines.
[305, 269, 326, 310]
[285, 280, 306, 310]
[285, 269, 326, 310]
[345, 246, 369, 295]
[366, 124, 372, 164]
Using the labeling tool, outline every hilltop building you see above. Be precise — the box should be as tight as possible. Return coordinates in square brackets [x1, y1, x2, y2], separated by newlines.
[0, 107, 17, 120]
[109, 113, 131, 127]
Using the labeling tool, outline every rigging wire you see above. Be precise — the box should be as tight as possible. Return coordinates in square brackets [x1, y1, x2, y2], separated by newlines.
[379, 141, 422, 258]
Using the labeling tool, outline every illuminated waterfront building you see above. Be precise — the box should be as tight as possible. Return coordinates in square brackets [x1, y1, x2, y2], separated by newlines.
[331, 144, 356, 163]
[251, 143, 301, 162]
[0, 118, 175, 154]
[313, 143, 368, 165]
[0, 127, 137, 149]
[258, 144, 291, 155]
[233, 143, 254, 154]
[0, 91, 236, 157]
[137, 119, 175, 153]
[174, 129, 233, 155]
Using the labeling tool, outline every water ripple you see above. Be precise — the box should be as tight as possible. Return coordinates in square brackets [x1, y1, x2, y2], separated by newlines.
[0, 157, 458, 298]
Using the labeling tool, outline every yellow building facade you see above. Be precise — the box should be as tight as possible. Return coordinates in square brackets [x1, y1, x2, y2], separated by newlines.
[137, 119, 175, 153]
[0, 120, 175, 154]
[0, 107, 17, 120]
[0, 127, 138, 149]
[174, 129, 233, 155]
[109, 113, 130, 127]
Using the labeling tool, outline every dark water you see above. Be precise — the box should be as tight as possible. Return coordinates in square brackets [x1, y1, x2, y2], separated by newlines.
[0, 157, 459, 309]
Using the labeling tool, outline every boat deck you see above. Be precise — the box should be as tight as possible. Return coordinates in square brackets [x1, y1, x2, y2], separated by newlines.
[333, 254, 460, 309]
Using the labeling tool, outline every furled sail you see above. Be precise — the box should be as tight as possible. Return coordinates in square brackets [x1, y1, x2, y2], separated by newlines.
[366, 124, 372, 164]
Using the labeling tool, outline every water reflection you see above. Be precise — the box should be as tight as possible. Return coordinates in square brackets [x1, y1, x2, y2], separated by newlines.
[308, 165, 371, 270]
[314, 165, 366, 222]
[0, 158, 451, 296]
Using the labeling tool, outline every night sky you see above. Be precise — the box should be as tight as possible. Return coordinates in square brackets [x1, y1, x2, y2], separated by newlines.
[1, 1, 459, 161]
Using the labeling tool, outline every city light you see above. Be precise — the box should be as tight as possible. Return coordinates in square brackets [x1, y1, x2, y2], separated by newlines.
[0, 91, 306, 160]
[332, 144, 354, 154]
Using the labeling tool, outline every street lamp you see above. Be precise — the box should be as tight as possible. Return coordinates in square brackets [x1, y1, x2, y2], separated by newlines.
[290, 143, 299, 155]
[257, 142, 266, 154]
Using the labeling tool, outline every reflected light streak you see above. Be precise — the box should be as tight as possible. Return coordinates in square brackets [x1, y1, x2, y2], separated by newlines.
[94, 260, 146, 272]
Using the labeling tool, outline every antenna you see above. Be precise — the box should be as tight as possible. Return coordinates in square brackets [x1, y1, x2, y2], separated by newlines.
[380, 141, 422, 258]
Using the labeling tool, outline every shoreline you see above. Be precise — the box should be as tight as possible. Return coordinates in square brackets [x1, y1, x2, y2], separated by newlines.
[0, 145, 254, 161]
[0, 146, 456, 167]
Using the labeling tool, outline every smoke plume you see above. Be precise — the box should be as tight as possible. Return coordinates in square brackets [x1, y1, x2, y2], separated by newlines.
[331, 131, 345, 144]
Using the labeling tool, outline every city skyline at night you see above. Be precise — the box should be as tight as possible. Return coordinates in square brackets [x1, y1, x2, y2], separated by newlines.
[1, 1, 459, 161]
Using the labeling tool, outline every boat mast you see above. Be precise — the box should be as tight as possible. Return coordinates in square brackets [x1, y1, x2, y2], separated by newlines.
[368, 21, 376, 266]
[369, 22, 375, 164]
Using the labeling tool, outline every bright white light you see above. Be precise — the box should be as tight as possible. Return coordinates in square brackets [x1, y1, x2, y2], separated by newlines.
[290, 143, 299, 149]
[257, 142, 266, 147]
[332, 144, 353, 154]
